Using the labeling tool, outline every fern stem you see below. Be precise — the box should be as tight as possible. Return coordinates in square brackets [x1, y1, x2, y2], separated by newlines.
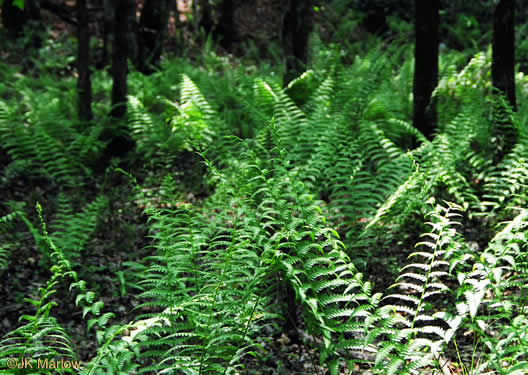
[452, 338, 467, 375]
[410, 208, 450, 333]
[198, 214, 239, 375]
[223, 293, 261, 375]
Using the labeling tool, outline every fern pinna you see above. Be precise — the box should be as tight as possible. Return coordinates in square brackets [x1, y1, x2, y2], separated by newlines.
[452, 209, 528, 374]
[5, 42, 528, 375]
[365, 202, 464, 374]
[0, 203, 115, 375]
[128, 176, 276, 374]
[226, 121, 381, 373]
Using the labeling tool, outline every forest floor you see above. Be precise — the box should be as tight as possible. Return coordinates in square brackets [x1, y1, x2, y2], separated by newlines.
[0, 6, 500, 373]
[0, 12, 333, 373]
[0, 163, 343, 374]
[0, 158, 485, 374]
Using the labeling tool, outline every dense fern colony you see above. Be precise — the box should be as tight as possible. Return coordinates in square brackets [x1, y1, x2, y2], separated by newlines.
[2, 42, 528, 374]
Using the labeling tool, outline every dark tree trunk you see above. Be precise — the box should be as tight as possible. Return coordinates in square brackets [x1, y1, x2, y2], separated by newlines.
[363, 6, 389, 36]
[1, 0, 40, 38]
[77, 0, 93, 123]
[40, 0, 77, 26]
[2, 0, 26, 37]
[412, 0, 439, 141]
[492, 0, 516, 110]
[2, 0, 43, 64]
[111, 0, 133, 118]
[104, 0, 136, 160]
[282, 0, 313, 85]
[192, 0, 198, 36]
[138, 0, 171, 74]
[127, 1, 138, 66]
[217, 0, 235, 50]
[492, 0, 517, 160]
[100, 0, 114, 68]
[101, 0, 137, 69]
[199, 0, 214, 36]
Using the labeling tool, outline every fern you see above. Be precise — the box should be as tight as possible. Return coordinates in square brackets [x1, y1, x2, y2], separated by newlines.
[481, 133, 528, 213]
[121, 175, 276, 373]
[128, 74, 217, 168]
[0, 94, 103, 187]
[6, 36, 528, 375]
[453, 209, 528, 374]
[0, 205, 26, 272]
[49, 194, 108, 263]
[368, 202, 465, 375]
[233, 122, 381, 370]
[0, 204, 79, 374]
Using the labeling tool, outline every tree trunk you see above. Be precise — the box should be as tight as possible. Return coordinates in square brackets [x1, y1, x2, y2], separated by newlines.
[199, 0, 214, 36]
[282, 0, 312, 85]
[412, 0, 439, 141]
[127, 0, 138, 67]
[77, 0, 93, 123]
[100, 0, 114, 68]
[492, 0, 516, 110]
[138, 0, 171, 74]
[192, 0, 199, 37]
[111, 0, 133, 118]
[40, 0, 77, 26]
[217, 0, 235, 50]
[1, 0, 40, 38]
[363, 5, 388, 35]
[492, 0, 516, 160]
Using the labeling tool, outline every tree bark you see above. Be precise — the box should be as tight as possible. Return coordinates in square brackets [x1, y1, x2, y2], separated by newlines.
[40, 0, 77, 26]
[217, 0, 235, 50]
[492, 0, 517, 160]
[111, 0, 133, 118]
[100, 0, 114, 68]
[138, 0, 171, 74]
[363, 6, 389, 36]
[412, 0, 439, 141]
[199, 0, 214, 36]
[282, 0, 312, 85]
[77, 0, 93, 123]
[492, 0, 516, 111]
[1, 0, 40, 38]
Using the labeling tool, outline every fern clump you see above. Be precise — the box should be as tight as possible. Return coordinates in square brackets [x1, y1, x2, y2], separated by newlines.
[365, 202, 464, 375]
[452, 209, 528, 374]
[5, 31, 528, 375]
[0, 96, 104, 188]
[123, 175, 276, 373]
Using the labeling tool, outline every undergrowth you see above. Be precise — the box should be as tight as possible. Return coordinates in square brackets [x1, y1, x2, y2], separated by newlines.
[0, 38, 528, 375]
